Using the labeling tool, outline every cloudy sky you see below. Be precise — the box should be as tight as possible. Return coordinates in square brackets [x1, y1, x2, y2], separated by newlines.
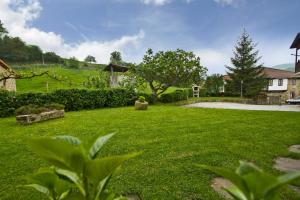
[0, 0, 299, 73]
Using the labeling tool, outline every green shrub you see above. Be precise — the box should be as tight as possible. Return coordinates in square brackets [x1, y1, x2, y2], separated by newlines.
[15, 103, 65, 115]
[0, 88, 136, 117]
[44, 103, 65, 110]
[160, 89, 191, 103]
[138, 96, 146, 102]
[0, 90, 15, 117]
[136, 93, 154, 104]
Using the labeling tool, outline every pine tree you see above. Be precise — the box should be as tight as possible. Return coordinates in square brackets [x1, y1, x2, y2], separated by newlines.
[226, 30, 267, 97]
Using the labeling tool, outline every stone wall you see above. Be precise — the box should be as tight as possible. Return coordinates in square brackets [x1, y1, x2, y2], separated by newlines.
[16, 110, 64, 124]
[0, 66, 16, 91]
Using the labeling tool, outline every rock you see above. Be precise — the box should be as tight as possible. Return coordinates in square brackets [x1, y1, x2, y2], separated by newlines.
[135, 101, 148, 110]
[289, 145, 300, 153]
[126, 194, 141, 200]
[274, 157, 300, 172]
[16, 109, 64, 124]
[211, 177, 233, 200]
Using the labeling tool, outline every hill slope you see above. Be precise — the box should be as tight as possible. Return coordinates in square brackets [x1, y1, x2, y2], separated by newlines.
[272, 63, 294, 72]
[14, 65, 101, 93]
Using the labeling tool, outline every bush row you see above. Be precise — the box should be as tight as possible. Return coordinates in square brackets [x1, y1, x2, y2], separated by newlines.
[0, 89, 137, 117]
[160, 89, 192, 103]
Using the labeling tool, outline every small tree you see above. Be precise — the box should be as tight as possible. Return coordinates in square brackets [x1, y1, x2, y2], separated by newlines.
[0, 20, 8, 37]
[110, 51, 122, 64]
[136, 49, 207, 101]
[205, 74, 224, 96]
[66, 57, 80, 69]
[226, 30, 267, 97]
[84, 55, 96, 64]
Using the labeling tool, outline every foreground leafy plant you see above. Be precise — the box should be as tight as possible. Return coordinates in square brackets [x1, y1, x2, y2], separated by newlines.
[23, 133, 140, 200]
[197, 161, 300, 200]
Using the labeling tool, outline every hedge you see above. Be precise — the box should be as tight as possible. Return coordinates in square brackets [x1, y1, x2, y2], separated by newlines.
[160, 89, 192, 103]
[0, 89, 136, 118]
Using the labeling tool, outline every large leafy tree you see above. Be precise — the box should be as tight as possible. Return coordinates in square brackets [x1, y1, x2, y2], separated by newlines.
[136, 49, 207, 100]
[205, 74, 224, 95]
[110, 51, 122, 64]
[84, 55, 96, 63]
[0, 19, 62, 63]
[226, 30, 267, 97]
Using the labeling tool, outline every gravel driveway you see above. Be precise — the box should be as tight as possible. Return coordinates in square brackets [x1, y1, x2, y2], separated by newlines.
[184, 102, 300, 112]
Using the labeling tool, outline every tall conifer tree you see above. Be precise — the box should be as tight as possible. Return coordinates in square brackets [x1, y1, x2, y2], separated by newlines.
[226, 30, 267, 97]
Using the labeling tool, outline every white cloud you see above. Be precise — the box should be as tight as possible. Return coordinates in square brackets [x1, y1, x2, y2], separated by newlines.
[140, 0, 171, 6]
[140, 0, 193, 6]
[213, 0, 242, 6]
[0, 0, 145, 64]
[195, 49, 231, 74]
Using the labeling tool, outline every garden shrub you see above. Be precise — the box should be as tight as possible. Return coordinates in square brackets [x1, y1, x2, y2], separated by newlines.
[160, 89, 191, 103]
[15, 103, 65, 115]
[0, 88, 136, 117]
[138, 96, 146, 102]
[136, 92, 154, 104]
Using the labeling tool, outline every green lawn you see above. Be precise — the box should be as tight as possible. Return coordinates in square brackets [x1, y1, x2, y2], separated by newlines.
[1, 106, 300, 199]
[15, 66, 100, 93]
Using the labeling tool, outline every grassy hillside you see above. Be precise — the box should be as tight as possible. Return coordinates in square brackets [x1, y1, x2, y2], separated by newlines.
[12, 65, 101, 93]
[272, 63, 294, 72]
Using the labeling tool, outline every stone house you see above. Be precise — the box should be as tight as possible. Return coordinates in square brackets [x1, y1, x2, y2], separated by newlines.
[262, 67, 300, 100]
[0, 59, 16, 91]
[222, 67, 300, 101]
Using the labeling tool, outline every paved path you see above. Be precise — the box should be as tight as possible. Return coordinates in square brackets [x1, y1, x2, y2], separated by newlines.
[184, 102, 300, 112]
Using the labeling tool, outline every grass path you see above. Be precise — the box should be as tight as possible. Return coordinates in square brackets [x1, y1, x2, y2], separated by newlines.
[1, 106, 300, 199]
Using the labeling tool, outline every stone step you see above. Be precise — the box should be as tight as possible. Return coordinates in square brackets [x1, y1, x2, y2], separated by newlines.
[211, 177, 233, 200]
[274, 157, 300, 172]
[289, 145, 300, 153]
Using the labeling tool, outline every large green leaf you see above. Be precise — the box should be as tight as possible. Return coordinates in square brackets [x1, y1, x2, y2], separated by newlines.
[54, 135, 82, 146]
[22, 184, 51, 198]
[242, 171, 277, 199]
[25, 168, 58, 191]
[236, 161, 262, 176]
[55, 168, 86, 197]
[85, 152, 141, 184]
[196, 164, 250, 199]
[88, 133, 115, 159]
[28, 138, 86, 173]
[224, 187, 247, 200]
[264, 171, 300, 199]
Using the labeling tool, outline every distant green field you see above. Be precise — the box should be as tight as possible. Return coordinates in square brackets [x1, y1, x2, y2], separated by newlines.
[14, 66, 100, 93]
[12, 64, 184, 94]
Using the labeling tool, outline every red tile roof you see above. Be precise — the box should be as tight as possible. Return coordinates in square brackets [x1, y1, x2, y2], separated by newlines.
[0, 59, 11, 71]
[262, 67, 295, 79]
[223, 67, 297, 80]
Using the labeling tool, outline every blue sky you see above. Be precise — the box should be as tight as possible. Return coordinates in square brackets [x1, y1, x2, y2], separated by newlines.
[0, 0, 299, 73]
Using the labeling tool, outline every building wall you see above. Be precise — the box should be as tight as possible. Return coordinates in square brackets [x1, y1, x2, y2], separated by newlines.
[0, 66, 16, 91]
[287, 78, 300, 98]
[268, 78, 288, 91]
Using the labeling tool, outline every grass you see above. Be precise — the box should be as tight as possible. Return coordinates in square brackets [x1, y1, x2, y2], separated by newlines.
[1, 105, 300, 199]
[15, 66, 100, 93]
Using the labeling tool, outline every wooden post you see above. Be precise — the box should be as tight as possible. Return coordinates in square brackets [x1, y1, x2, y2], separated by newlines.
[295, 49, 298, 72]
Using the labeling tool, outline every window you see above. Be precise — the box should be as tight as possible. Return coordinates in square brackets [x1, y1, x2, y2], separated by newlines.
[278, 79, 283, 86]
[268, 79, 273, 86]
[292, 79, 297, 85]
